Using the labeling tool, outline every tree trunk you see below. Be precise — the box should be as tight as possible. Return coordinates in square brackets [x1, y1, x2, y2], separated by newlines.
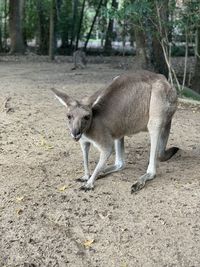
[191, 26, 200, 94]
[3, 0, 8, 50]
[36, 1, 49, 54]
[151, 0, 169, 78]
[70, 0, 78, 52]
[75, 0, 86, 50]
[152, 37, 168, 77]
[130, 0, 149, 68]
[9, 0, 25, 54]
[104, 0, 117, 55]
[49, 0, 56, 60]
[61, 31, 69, 49]
[59, 0, 71, 51]
[84, 0, 104, 50]
[0, 26, 3, 52]
[134, 26, 148, 68]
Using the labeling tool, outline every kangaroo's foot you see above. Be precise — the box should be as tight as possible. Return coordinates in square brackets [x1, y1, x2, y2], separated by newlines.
[131, 173, 156, 193]
[76, 174, 90, 182]
[79, 181, 94, 191]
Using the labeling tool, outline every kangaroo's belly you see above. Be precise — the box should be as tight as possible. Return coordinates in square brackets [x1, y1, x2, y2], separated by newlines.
[110, 117, 149, 139]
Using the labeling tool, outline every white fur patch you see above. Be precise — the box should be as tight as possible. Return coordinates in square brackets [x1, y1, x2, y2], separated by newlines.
[55, 95, 67, 107]
[92, 95, 102, 107]
[113, 75, 120, 81]
[81, 134, 101, 151]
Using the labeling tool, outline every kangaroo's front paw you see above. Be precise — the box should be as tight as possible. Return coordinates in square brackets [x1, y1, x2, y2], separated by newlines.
[131, 181, 145, 193]
[76, 174, 90, 182]
[79, 182, 94, 191]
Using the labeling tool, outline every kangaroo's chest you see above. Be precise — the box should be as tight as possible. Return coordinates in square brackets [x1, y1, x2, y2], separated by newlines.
[80, 134, 101, 150]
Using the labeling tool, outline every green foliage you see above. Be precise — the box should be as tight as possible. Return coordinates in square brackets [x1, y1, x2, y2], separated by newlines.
[0, 0, 200, 58]
[58, 0, 73, 40]
[24, 0, 38, 40]
[180, 87, 200, 101]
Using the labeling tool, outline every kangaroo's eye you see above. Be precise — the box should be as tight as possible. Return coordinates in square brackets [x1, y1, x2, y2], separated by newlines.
[67, 114, 72, 120]
[84, 115, 90, 121]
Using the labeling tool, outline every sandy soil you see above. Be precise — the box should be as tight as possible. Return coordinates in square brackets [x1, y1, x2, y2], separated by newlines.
[0, 58, 200, 267]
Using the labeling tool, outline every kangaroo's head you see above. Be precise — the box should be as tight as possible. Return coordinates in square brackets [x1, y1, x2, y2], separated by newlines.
[51, 88, 93, 141]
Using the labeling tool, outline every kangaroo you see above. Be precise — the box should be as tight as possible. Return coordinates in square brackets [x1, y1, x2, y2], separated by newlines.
[51, 70, 179, 193]
[71, 50, 87, 70]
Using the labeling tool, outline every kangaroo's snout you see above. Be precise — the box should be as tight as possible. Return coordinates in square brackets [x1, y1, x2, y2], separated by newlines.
[71, 129, 82, 141]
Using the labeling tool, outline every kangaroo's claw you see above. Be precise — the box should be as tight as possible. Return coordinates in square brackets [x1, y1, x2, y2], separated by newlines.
[79, 182, 94, 191]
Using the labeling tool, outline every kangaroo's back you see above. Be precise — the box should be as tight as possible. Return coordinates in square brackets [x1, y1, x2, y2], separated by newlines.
[89, 71, 177, 139]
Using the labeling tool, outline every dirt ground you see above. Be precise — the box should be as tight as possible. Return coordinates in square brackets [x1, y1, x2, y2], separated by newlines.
[0, 57, 200, 267]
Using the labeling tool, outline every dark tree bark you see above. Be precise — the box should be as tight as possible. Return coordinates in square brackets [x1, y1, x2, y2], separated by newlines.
[49, 0, 56, 60]
[75, 0, 86, 50]
[84, 0, 104, 50]
[70, 0, 78, 51]
[3, 0, 8, 50]
[151, 37, 168, 77]
[61, 31, 69, 49]
[191, 26, 200, 94]
[37, 1, 49, 55]
[151, 0, 169, 78]
[9, 0, 25, 54]
[104, 0, 117, 55]
[0, 25, 3, 52]
[134, 26, 149, 68]
[130, 0, 149, 68]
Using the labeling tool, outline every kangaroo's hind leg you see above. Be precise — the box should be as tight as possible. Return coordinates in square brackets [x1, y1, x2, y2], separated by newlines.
[131, 118, 163, 193]
[158, 119, 179, 162]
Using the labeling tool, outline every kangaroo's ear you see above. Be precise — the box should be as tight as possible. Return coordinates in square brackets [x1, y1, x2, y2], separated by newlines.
[51, 88, 76, 107]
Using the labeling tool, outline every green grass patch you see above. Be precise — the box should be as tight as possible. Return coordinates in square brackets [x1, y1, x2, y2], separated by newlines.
[178, 87, 200, 101]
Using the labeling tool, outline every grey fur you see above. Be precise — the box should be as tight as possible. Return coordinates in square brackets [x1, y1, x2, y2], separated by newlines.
[51, 70, 179, 192]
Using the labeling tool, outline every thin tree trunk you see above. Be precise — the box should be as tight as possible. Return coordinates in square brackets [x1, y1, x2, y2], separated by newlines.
[60, 0, 71, 50]
[75, 0, 86, 50]
[152, 37, 168, 77]
[9, 0, 25, 54]
[3, 0, 8, 49]
[49, 0, 56, 60]
[134, 26, 148, 68]
[61, 31, 69, 49]
[84, 0, 104, 50]
[37, 1, 49, 54]
[191, 26, 200, 94]
[130, 0, 148, 68]
[151, 0, 169, 78]
[104, 0, 117, 55]
[0, 24, 3, 52]
[70, 0, 78, 51]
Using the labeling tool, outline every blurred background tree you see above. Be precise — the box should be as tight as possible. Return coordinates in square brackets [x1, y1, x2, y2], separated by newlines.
[0, 0, 200, 94]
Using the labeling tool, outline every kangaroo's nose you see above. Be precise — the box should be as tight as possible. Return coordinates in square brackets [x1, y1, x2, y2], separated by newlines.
[72, 129, 81, 136]
[71, 129, 82, 141]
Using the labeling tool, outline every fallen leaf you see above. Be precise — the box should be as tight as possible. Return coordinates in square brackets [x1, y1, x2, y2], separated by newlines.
[16, 196, 24, 203]
[16, 208, 23, 215]
[38, 137, 54, 150]
[83, 239, 94, 248]
[58, 185, 68, 191]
